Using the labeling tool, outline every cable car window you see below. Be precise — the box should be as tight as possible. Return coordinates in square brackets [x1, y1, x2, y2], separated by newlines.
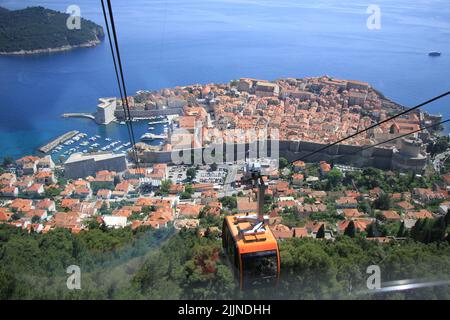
[222, 224, 237, 264]
[241, 250, 278, 289]
[233, 244, 239, 269]
[222, 220, 227, 249]
[227, 230, 233, 256]
[222, 223, 239, 277]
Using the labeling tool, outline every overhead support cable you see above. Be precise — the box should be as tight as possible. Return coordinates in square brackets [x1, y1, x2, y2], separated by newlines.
[329, 118, 450, 162]
[100, 0, 134, 154]
[292, 91, 450, 163]
[100, 0, 141, 170]
[223, 119, 449, 186]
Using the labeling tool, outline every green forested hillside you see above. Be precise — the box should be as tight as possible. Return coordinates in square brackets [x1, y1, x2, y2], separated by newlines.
[0, 222, 449, 300]
[0, 6, 104, 53]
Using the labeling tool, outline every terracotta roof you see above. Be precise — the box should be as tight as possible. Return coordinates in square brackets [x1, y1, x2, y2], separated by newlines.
[305, 221, 326, 233]
[292, 160, 306, 168]
[61, 198, 80, 208]
[381, 210, 401, 220]
[26, 209, 46, 219]
[169, 184, 184, 194]
[53, 212, 80, 230]
[396, 201, 414, 210]
[149, 209, 173, 222]
[26, 183, 44, 192]
[336, 197, 358, 205]
[115, 182, 131, 192]
[237, 197, 257, 212]
[178, 116, 197, 129]
[338, 219, 370, 232]
[10, 199, 33, 209]
[442, 175, 450, 184]
[0, 209, 13, 221]
[97, 189, 112, 197]
[406, 209, 433, 220]
[121, 205, 142, 213]
[191, 183, 214, 191]
[320, 161, 331, 172]
[344, 190, 360, 198]
[178, 204, 203, 217]
[343, 208, 363, 218]
[293, 227, 308, 238]
[34, 171, 53, 179]
[16, 155, 39, 164]
[112, 209, 132, 218]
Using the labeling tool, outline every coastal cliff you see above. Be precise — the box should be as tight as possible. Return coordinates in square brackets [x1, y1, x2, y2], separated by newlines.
[0, 6, 104, 55]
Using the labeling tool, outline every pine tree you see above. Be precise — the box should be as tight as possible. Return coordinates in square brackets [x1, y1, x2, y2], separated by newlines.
[344, 221, 356, 238]
[397, 221, 405, 237]
[366, 223, 375, 238]
[316, 224, 325, 239]
[374, 193, 391, 210]
[410, 219, 424, 241]
[445, 208, 450, 227]
[431, 217, 446, 242]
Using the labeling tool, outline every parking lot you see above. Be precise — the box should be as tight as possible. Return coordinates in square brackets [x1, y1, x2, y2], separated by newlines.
[194, 167, 228, 184]
[168, 165, 188, 183]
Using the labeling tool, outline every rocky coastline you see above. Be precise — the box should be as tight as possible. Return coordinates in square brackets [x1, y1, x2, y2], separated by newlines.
[0, 39, 101, 56]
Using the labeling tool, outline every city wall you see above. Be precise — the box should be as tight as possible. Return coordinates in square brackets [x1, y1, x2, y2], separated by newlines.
[65, 155, 127, 179]
[138, 139, 394, 170]
[114, 108, 184, 119]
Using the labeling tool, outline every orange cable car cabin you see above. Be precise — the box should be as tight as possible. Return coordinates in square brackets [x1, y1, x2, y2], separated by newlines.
[222, 214, 280, 290]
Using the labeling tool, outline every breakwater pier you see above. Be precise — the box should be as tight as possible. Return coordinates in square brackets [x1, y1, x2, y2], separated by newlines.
[62, 113, 95, 120]
[38, 130, 79, 154]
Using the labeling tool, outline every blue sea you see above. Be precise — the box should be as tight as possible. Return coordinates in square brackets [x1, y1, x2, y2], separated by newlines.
[0, 0, 449, 160]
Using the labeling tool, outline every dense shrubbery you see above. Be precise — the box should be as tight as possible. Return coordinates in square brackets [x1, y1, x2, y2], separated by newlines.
[297, 164, 439, 194]
[277, 237, 450, 299]
[0, 224, 172, 299]
[129, 229, 236, 299]
[342, 168, 439, 194]
[0, 6, 104, 53]
[1, 222, 449, 299]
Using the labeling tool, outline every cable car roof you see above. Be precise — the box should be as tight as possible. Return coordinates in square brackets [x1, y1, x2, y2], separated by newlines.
[224, 215, 278, 255]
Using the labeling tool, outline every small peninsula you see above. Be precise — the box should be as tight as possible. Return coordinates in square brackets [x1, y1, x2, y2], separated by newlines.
[0, 6, 104, 55]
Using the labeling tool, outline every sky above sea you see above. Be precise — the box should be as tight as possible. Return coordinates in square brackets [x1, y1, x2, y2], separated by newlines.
[0, 0, 449, 159]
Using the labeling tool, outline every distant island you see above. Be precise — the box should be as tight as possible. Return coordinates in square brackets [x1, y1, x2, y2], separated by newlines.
[0, 6, 104, 55]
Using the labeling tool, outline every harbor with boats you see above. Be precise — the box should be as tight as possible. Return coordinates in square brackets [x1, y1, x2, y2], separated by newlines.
[37, 114, 175, 163]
